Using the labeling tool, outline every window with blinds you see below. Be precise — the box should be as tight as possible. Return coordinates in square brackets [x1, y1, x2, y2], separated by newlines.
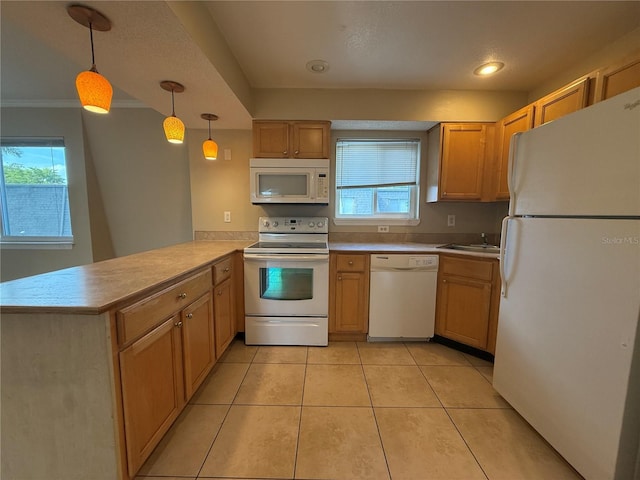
[335, 139, 420, 223]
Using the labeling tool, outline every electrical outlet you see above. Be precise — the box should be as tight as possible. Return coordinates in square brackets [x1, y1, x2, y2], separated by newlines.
[447, 215, 456, 227]
[224, 211, 231, 223]
[378, 225, 389, 233]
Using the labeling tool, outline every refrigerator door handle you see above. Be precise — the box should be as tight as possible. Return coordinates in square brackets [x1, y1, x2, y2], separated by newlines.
[499, 216, 511, 297]
[507, 132, 523, 217]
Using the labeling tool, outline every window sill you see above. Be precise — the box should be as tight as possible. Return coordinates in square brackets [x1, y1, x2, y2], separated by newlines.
[333, 218, 420, 226]
[1, 239, 74, 250]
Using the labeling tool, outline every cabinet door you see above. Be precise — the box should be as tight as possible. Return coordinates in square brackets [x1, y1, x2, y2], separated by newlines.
[292, 122, 330, 158]
[333, 271, 369, 333]
[253, 121, 290, 157]
[495, 105, 535, 200]
[534, 77, 589, 127]
[436, 275, 492, 349]
[120, 316, 184, 477]
[214, 277, 235, 358]
[182, 293, 215, 399]
[439, 124, 488, 201]
[594, 55, 640, 102]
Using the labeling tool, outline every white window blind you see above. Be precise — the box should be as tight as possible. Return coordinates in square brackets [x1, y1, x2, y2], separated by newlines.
[336, 139, 419, 189]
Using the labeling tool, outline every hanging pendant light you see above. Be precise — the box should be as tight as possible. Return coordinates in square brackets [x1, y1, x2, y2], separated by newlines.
[160, 81, 185, 144]
[201, 113, 219, 160]
[67, 4, 113, 114]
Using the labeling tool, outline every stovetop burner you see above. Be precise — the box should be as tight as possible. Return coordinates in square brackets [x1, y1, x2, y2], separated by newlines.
[244, 216, 329, 255]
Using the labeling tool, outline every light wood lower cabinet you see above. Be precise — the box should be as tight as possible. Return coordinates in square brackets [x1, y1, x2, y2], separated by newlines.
[435, 255, 500, 353]
[181, 293, 215, 398]
[117, 268, 216, 478]
[119, 315, 185, 477]
[329, 253, 370, 338]
[213, 255, 236, 357]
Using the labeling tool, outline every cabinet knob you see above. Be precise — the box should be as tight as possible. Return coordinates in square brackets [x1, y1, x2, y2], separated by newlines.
[443, 279, 447, 283]
[294, 150, 299, 155]
[178, 292, 187, 299]
[223, 267, 230, 273]
[217, 289, 223, 296]
[283, 150, 288, 155]
[186, 313, 193, 319]
[348, 260, 353, 265]
[338, 276, 342, 280]
[174, 321, 183, 328]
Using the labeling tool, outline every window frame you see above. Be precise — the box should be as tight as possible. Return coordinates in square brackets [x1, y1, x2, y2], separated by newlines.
[0, 137, 75, 248]
[334, 137, 421, 226]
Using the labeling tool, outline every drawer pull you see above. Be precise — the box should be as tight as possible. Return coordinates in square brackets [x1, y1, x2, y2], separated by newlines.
[223, 267, 230, 273]
[348, 261, 353, 265]
[186, 313, 193, 319]
[178, 292, 187, 299]
[174, 321, 183, 328]
[217, 289, 223, 296]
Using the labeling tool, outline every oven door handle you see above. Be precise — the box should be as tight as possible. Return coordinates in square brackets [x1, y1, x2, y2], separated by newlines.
[244, 253, 329, 262]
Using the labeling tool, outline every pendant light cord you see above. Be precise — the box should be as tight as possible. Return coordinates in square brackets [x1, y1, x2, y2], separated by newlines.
[171, 90, 176, 116]
[89, 21, 97, 71]
[208, 119, 212, 140]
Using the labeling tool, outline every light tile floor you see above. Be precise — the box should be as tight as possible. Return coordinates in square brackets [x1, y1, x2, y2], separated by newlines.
[135, 340, 583, 480]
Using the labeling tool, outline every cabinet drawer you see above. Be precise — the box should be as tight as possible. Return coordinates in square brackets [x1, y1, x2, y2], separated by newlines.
[336, 254, 366, 272]
[440, 256, 493, 281]
[117, 269, 212, 345]
[213, 257, 232, 285]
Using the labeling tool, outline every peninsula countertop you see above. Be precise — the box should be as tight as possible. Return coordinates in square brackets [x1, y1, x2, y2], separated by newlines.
[1, 240, 499, 314]
[0, 241, 251, 314]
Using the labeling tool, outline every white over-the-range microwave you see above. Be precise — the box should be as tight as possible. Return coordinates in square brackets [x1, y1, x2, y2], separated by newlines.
[249, 158, 330, 204]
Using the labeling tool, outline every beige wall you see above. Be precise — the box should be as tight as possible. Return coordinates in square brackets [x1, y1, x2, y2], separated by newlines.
[188, 127, 508, 238]
[0, 108, 94, 281]
[529, 26, 640, 101]
[81, 108, 194, 258]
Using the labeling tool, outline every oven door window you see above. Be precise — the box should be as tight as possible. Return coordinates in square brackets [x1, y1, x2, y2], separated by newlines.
[260, 267, 313, 300]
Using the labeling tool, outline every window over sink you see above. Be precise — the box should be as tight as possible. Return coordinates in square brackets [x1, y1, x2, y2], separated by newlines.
[334, 138, 420, 225]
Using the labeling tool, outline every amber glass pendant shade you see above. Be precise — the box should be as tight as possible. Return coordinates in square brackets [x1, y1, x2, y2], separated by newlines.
[76, 70, 113, 113]
[67, 5, 112, 114]
[163, 115, 185, 144]
[203, 139, 218, 160]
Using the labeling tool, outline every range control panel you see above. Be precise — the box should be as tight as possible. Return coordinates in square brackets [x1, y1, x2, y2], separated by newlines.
[258, 216, 329, 234]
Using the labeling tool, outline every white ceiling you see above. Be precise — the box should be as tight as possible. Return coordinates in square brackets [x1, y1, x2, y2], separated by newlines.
[1, 1, 639, 130]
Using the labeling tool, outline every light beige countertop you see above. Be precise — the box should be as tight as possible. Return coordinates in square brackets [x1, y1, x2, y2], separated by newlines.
[0, 240, 251, 314]
[330, 242, 501, 259]
[1, 240, 499, 314]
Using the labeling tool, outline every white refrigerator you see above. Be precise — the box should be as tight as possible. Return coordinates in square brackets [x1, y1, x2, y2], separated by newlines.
[493, 86, 640, 480]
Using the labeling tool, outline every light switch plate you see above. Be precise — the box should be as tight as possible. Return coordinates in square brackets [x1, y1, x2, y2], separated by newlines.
[447, 215, 456, 227]
[224, 211, 231, 223]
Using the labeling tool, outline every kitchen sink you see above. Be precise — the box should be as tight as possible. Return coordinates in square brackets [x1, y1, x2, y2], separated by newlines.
[438, 243, 501, 254]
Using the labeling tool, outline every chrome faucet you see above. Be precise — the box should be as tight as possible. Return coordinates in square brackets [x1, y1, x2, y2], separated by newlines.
[481, 232, 488, 245]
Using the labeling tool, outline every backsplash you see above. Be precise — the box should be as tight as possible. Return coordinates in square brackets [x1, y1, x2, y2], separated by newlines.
[194, 230, 498, 245]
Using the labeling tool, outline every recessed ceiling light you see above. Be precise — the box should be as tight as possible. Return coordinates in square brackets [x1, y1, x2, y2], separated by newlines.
[474, 61, 505, 76]
[306, 60, 329, 74]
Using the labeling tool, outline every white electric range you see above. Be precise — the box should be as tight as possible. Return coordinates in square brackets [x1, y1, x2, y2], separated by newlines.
[243, 217, 329, 346]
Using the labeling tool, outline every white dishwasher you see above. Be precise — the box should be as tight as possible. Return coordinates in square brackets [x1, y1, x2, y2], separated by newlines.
[368, 254, 438, 341]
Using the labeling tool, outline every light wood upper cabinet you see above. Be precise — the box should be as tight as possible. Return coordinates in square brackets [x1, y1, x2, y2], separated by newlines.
[533, 77, 589, 127]
[594, 55, 640, 102]
[329, 253, 370, 337]
[494, 105, 535, 201]
[435, 255, 500, 353]
[253, 120, 331, 158]
[427, 123, 495, 202]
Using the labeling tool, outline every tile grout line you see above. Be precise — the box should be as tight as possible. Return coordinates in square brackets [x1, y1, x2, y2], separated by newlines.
[291, 347, 309, 480]
[357, 341, 394, 480]
[192, 344, 256, 479]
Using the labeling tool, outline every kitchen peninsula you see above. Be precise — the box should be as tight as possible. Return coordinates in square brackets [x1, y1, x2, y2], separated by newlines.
[1, 239, 498, 479]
